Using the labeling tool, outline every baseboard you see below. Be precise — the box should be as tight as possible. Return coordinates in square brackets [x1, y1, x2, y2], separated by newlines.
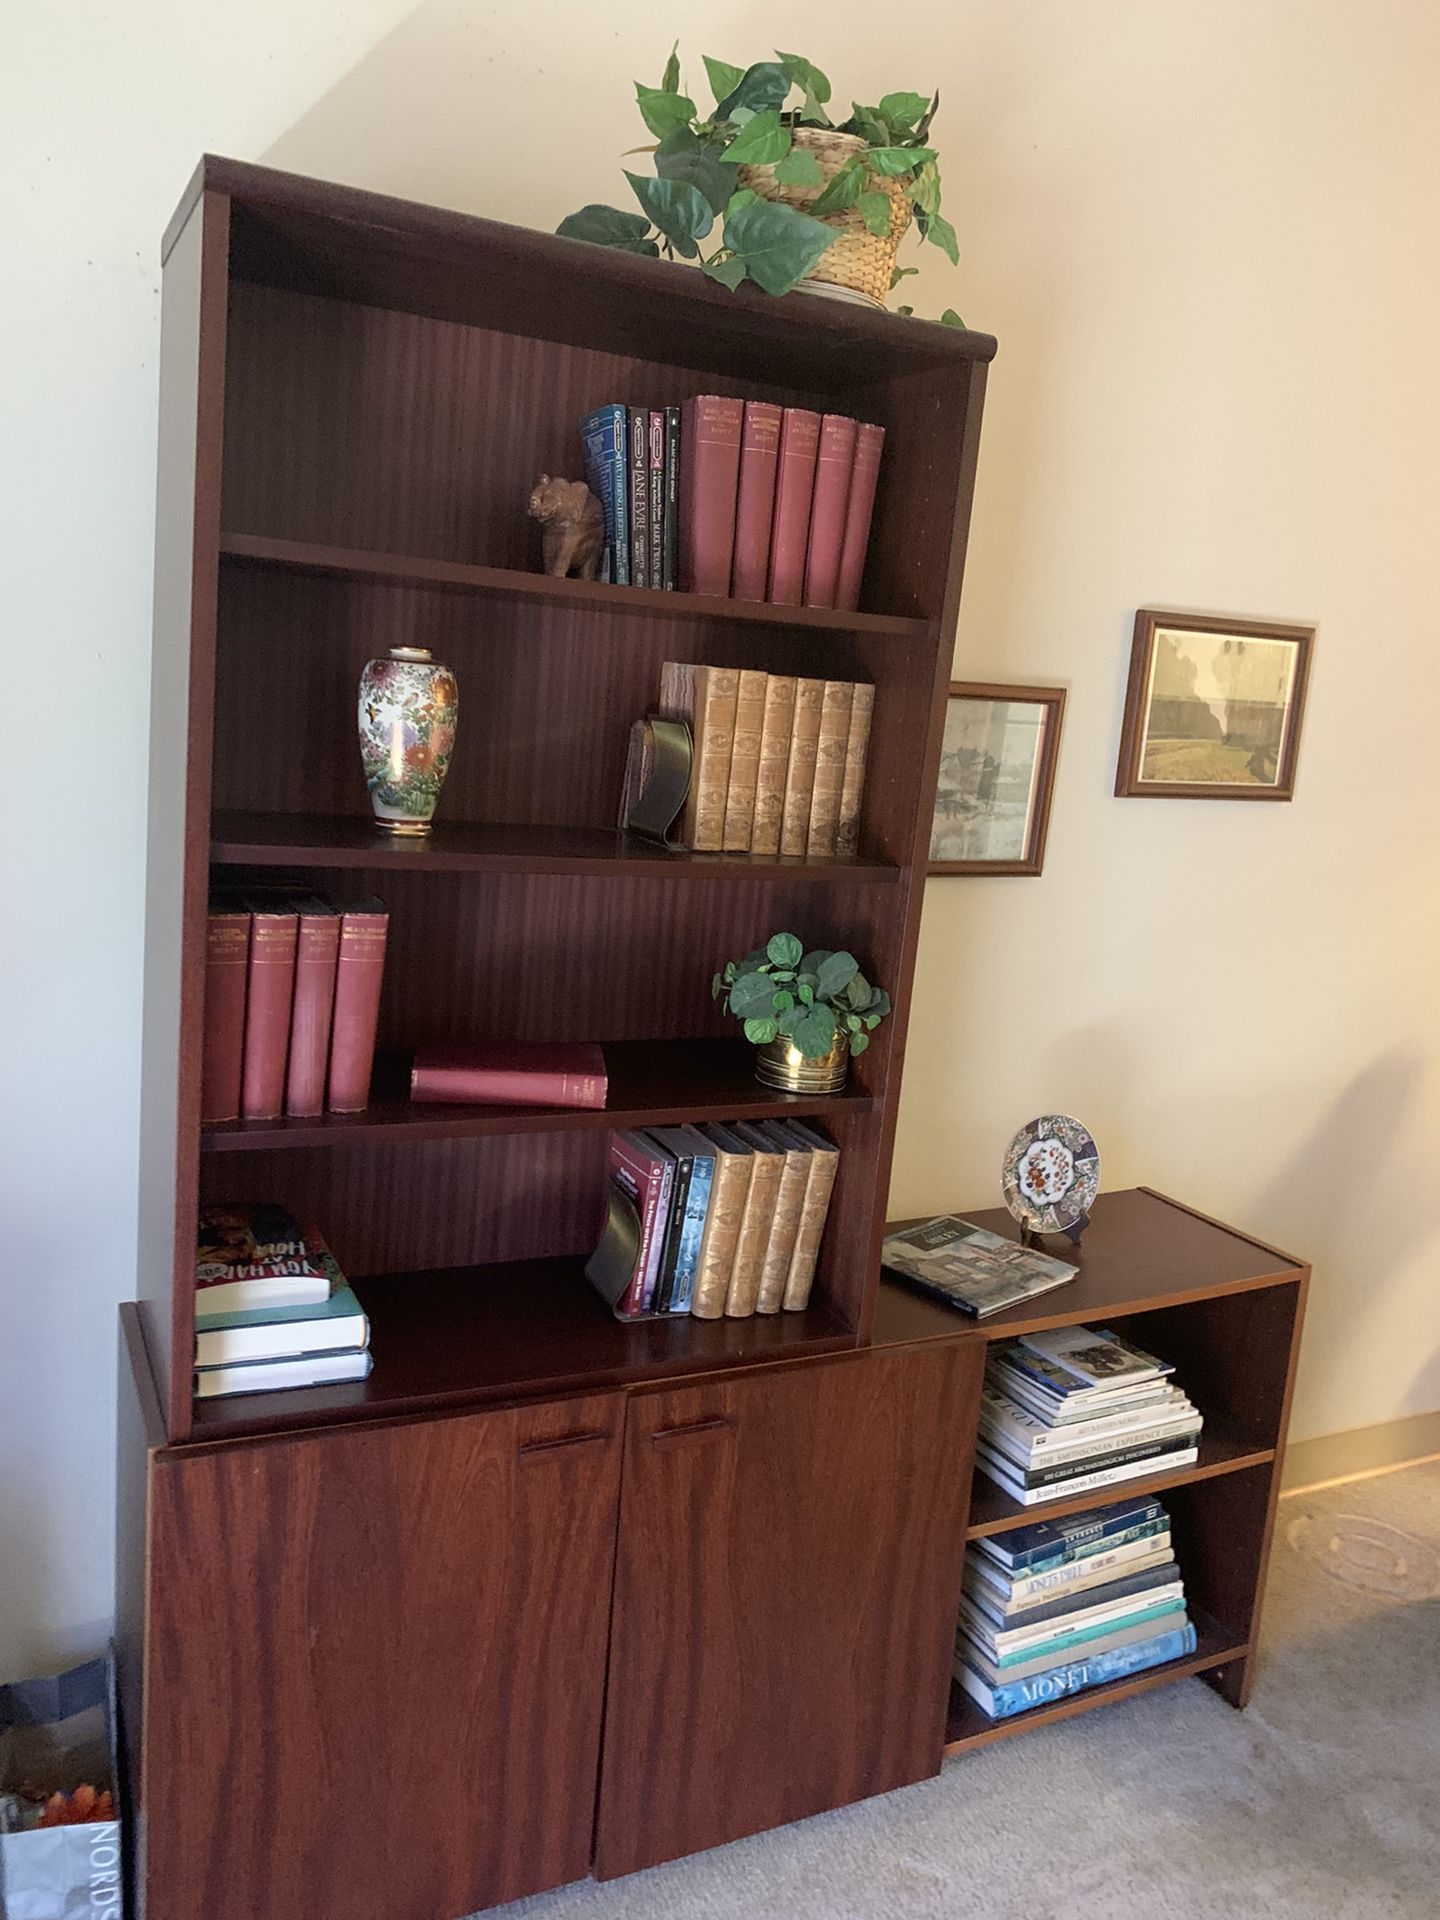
[1280, 1408, 1440, 1493]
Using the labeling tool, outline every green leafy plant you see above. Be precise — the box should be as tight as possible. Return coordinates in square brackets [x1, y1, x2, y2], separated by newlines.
[712, 932, 893, 1058]
[558, 45, 963, 318]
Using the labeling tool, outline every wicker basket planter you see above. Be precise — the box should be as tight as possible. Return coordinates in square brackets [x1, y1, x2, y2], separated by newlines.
[738, 127, 913, 308]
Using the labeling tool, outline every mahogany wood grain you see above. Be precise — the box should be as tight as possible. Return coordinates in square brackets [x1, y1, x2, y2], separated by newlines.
[184, 1257, 857, 1443]
[114, 1307, 165, 1914]
[142, 1392, 624, 1920]
[594, 1340, 982, 1878]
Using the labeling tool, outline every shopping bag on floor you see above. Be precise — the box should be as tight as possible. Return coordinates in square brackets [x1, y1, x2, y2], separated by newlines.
[0, 1659, 122, 1920]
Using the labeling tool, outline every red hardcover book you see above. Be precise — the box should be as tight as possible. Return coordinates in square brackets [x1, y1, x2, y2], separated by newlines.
[803, 414, 859, 609]
[679, 394, 743, 596]
[834, 422, 887, 612]
[765, 407, 822, 605]
[730, 400, 782, 602]
[409, 1042, 608, 1109]
[325, 898, 389, 1113]
[201, 900, 249, 1123]
[284, 898, 341, 1117]
[240, 900, 298, 1121]
[608, 1130, 671, 1315]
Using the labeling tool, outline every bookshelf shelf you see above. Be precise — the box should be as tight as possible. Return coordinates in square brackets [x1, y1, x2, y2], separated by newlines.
[942, 1605, 1247, 1754]
[209, 810, 903, 882]
[200, 1038, 879, 1153]
[220, 532, 935, 640]
[963, 1420, 1277, 1540]
[186, 1255, 857, 1442]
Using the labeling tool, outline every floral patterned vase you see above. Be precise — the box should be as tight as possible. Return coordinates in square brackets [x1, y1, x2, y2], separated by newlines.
[357, 647, 458, 834]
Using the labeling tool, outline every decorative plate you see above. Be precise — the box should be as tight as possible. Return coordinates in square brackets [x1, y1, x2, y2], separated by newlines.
[1002, 1115, 1101, 1235]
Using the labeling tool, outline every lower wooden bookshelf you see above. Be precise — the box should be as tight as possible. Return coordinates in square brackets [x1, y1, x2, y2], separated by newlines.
[943, 1605, 1249, 1754]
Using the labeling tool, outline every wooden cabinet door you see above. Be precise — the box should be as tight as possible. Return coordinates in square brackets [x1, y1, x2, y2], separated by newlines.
[143, 1395, 623, 1920]
[595, 1341, 981, 1878]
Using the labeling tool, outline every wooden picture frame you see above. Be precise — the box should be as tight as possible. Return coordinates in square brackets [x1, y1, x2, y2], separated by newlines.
[1116, 609, 1314, 800]
[927, 681, 1066, 876]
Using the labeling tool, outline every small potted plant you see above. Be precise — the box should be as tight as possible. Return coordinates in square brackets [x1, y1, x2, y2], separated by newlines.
[713, 933, 892, 1092]
[558, 47, 962, 317]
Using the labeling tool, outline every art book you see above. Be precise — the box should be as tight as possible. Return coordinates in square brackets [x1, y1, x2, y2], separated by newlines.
[881, 1216, 1076, 1317]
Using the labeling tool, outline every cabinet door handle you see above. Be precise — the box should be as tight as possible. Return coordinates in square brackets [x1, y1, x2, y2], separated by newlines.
[517, 1430, 611, 1462]
[649, 1415, 736, 1450]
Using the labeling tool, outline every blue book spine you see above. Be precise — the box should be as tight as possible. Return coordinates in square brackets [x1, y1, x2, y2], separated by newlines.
[580, 404, 629, 585]
[983, 1622, 1197, 1720]
[670, 1154, 715, 1313]
[988, 1498, 1167, 1575]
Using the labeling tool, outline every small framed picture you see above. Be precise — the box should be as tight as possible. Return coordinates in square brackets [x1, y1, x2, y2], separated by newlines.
[928, 682, 1066, 875]
[1116, 610, 1315, 800]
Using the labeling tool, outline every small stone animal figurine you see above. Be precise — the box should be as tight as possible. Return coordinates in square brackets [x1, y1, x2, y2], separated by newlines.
[528, 475, 605, 580]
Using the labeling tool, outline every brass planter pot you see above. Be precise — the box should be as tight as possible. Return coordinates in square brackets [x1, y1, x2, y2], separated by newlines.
[754, 1034, 850, 1095]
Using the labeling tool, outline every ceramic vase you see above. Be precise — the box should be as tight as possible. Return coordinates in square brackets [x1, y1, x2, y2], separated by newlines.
[754, 1033, 850, 1095]
[357, 647, 458, 834]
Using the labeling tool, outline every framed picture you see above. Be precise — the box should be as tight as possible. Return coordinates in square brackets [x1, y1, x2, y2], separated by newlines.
[1116, 609, 1315, 800]
[928, 682, 1066, 876]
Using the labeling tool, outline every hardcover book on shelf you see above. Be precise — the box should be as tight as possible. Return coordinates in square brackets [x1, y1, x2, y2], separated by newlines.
[722, 669, 769, 853]
[731, 401, 782, 602]
[722, 1123, 786, 1318]
[975, 1496, 1171, 1576]
[608, 1129, 675, 1315]
[979, 1382, 1199, 1459]
[628, 404, 651, 589]
[806, 680, 854, 857]
[644, 1126, 718, 1315]
[240, 895, 299, 1120]
[661, 405, 681, 590]
[965, 1532, 1173, 1609]
[960, 1612, 1182, 1687]
[766, 407, 821, 605]
[194, 1348, 375, 1401]
[955, 1621, 1198, 1721]
[834, 684, 874, 859]
[284, 895, 340, 1118]
[747, 1120, 812, 1313]
[803, 413, 859, 610]
[679, 394, 743, 596]
[882, 1216, 1077, 1317]
[647, 408, 666, 590]
[777, 1120, 839, 1311]
[835, 422, 886, 612]
[690, 1123, 753, 1320]
[1018, 1325, 1174, 1390]
[975, 1440, 1199, 1507]
[195, 1205, 332, 1312]
[326, 898, 389, 1114]
[650, 1136, 692, 1313]
[201, 896, 249, 1123]
[779, 677, 825, 857]
[580, 402, 629, 585]
[750, 674, 798, 858]
[658, 661, 739, 852]
[409, 1042, 608, 1109]
[195, 1260, 369, 1368]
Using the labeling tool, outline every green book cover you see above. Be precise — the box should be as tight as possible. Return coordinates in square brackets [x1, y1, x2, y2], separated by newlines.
[196, 1251, 359, 1333]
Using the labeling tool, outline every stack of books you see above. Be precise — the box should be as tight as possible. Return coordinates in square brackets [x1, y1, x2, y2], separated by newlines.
[194, 1205, 372, 1400]
[579, 398, 884, 611]
[977, 1326, 1204, 1507]
[202, 893, 389, 1123]
[588, 1120, 839, 1320]
[656, 662, 873, 858]
[954, 1496, 1198, 1721]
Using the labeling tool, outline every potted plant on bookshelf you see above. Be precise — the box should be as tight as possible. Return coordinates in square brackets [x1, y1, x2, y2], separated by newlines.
[713, 932, 892, 1092]
[558, 47, 962, 317]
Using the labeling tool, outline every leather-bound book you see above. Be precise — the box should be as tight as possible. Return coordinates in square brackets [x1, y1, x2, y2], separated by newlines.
[730, 401, 782, 602]
[750, 674, 797, 856]
[738, 1122, 810, 1314]
[325, 898, 389, 1113]
[806, 681, 855, 857]
[658, 660, 740, 851]
[201, 898, 250, 1123]
[723, 1124, 785, 1316]
[779, 677, 825, 856]
[834, 683, 875, 858]
[690, 1124, 753, 1319]
[765, 407, 821, 604]
[239, 898, 298, 1121]
[628, 404, 651, 588]
[778, 1120, 840, 1310]
[803, 414, 859, 609]
[835, 422, 886, 612]
[410, 1042, 607, 1108]
[284, 897, 340, 1117]
[679, 395, 743, 596]
[721, 669, 769, 852]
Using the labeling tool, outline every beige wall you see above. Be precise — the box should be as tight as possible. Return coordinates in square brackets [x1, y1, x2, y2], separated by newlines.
[2, 0, 1436, 1673]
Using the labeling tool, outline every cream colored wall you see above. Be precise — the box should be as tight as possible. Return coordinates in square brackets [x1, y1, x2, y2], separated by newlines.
[2, 0, 1436, 1674]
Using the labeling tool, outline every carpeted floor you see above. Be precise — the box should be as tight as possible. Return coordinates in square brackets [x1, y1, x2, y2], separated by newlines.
[493, 1459, 1440, 1920]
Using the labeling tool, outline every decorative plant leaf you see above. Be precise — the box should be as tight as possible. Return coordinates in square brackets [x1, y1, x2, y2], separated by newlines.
[865, 144, 934, 177]
[716, 60, 791, 120]
[846, 1013, 862, 1032]
[797, 983, 814, 1005]
[725, 186, 760, 215]
[844, 972, 873, 1009]
[744, 1017, 780, 1045]
[800, 952, 829, 975]
[871, 989, 892, 1016]
[703, 55, 746, 105]
[815, 950, 858, 999]
[857, 191, 892, 236]
[775, 50, 832, 123]
[850, 1030, 870, 1055]
[909, 157, 941, 215]
[921, 208, 959, 263]
[729, 971, 780, 1018]
[791, 1003, 839, 1058]
[556, 205, 658, 254]
[634, 81, 696, 139]
[729, 106, 755, 125]
[772, 989, 794, 1012]
[654, 129, 739, 214]
[625, 172, 713, 258]
[703, 255, 748, 288]
[773, 147, 824, 187]
[914, 88, 941, 143]
[864, 1012, 883, 1030]
[724, 196, 834, 293]
[940, 308, 966, 327]
[877, 90, 927, 131]
[845, 103, 889, 146]
[890, 265, 919, 286]
[661, 41, 681, 93]
[808, 158, 863, 215]
[725, 109, 791, 166]
[765, 932, 804, 968]
[778, 1005, 806, 1038]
